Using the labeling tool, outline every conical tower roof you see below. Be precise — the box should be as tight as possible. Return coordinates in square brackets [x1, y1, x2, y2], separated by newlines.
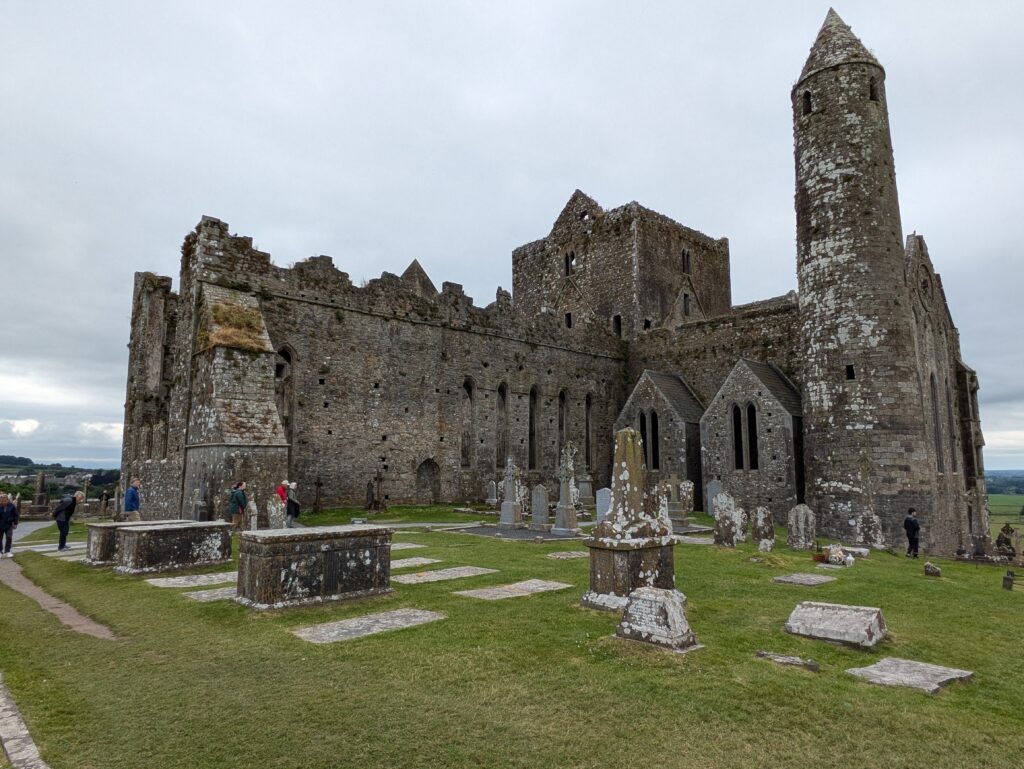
[798, 9, 881, 84]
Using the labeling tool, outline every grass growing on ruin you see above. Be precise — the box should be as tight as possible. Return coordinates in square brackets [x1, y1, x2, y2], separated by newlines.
[203, 301, 271, 352]
[1, 520, 1023, 768]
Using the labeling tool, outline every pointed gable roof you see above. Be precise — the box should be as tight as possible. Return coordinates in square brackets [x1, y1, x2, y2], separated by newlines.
[642, 370, 706, 424]
[400, 259, 438, 297]
[798, 9, 881, 84]
[551, 189, 603, 234]
[739, 359, 802, 417]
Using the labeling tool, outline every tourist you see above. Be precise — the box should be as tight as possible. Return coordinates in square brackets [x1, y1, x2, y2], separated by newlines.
[275, 480, 289, 504]
[52, 491, 84, 551]
[228, 482, 247, 529]
[286, 481, 300, 528]
[0, 492, 18, 558]
[904, 508, 920, 558]
[124, 477, 142, 522]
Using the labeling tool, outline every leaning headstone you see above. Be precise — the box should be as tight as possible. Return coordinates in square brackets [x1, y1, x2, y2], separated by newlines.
[784, 601, 887, 648]
[616, 587, 700, 653]
[846, 658, 972, 694]
[595, 488, 611, 522]
[531, 484, 551, 531]
[752, 506, 775, 552]
[485, 480, 498, 507]
[498, 458, 523, 529]
[553, 443, 580, 536]
[581, 427, 675, 611]
[712, 492, 747, 547]
[787, 503, 816, 550]
[924, 561, 941, 578]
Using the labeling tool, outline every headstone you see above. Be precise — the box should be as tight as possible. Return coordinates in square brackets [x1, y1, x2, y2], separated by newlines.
[846, 658, 973, 694]
[246, 499, 260, 530]
[391, 566, 498, 585]
[267, 496, 286, 528]
[553, 443, 580, 536]
[705, 480, 722, 511]
[756, 651, 820, 672]
[531, 484, 551, 531]
[787, 503, 816, 550]
[147, 572, 237, 588]
[114, 521, 233, 575]
[577, 474, 595, 506]
[581, 428, 676, 611]
[454, 579, 572, 601]
[499, 458, 523, 529]
[616, 587, 700, 653]
[84, 519, 191, 566]
[752, 506, 775, 552]
[712, 492, 747, 547]
[784, 601, 887, 648]
[391, 557, 441, 570]
[995, 523, 1017, 558]
[595, 488, 611, 522]
[773, 573, 836, 586]
[924, 561, 941, 577]
[293, 608, 446, 644]
[678, 480, 694, 514]
[485, 480, 498, 506]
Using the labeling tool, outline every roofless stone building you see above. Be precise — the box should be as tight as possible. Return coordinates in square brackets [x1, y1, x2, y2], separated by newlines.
[121, 11, 988, 554]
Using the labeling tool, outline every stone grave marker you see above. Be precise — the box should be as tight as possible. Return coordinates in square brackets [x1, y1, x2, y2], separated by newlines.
[846, 657, 972, 694]
[499, 458, 523, 529]
[756, 651, 820, 672]
[616, 587, 700, 653]
[553, 443, 580, 536]
[784, 601, 887, 648]
[924, 562, 941, 577]
[184, 586, 238, 603]
[595, 488, 611, 522]
[293, 608, 446, 644]
[705, 480, 722, 511]
[577, 474, 595, 507]
[485, 480, 498, 506]
[546, 551, 588, 560]
[147, 572, 237, 588]
[391, 542, 425, 551]
[752, 506, 775, 552]
[787, 504, 816, 550]
[391, 557, 441, 570]
[773, 573, 836, 586]
[712, 492, 747, 546]
[454, 579, 572, 601]
[531, 484, 551, 531]
[391, 566, 497, 585]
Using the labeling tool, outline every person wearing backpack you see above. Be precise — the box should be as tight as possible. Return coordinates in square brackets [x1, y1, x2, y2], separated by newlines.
[228, 482, 247, 529]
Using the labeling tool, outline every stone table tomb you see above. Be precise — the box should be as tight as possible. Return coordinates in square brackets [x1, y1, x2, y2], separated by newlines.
[84, 519, 191, 566]
[114, 521, 233, 575]
[784, 601, 887, 648]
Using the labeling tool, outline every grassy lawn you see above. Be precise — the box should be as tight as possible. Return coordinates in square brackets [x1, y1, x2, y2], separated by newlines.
[1, 519, 1022, 768]
[16, 521, 91, 544]
[301, 504, 494, 527]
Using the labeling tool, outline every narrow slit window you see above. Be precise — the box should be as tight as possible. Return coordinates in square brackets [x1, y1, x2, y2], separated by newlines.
[846, 365, 856, 380]
[732, 405, 744, 470]
[802, 90, 812, 116]
[869, 77, 879, 101]
[564, 312, 572, 329]
[747, 404, 759, 470]
[612, 315, 622, 338]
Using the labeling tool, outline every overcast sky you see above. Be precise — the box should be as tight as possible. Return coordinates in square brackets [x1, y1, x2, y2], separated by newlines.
[1, 1, 1021, 471]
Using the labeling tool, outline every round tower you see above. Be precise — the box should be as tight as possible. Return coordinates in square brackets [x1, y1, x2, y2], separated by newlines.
[793, 10, 930, 546]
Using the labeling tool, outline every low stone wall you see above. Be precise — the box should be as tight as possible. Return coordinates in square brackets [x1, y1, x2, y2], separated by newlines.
[84, 519, 189, 566]
[235, 525, 394, 610]
[114, 522, 233, 575]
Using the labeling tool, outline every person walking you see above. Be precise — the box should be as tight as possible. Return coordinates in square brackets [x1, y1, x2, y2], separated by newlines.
[275, 480, 289, 504]
[124, 478, 142, 522]
[228, 482, 247, 529]
[0, 492, 18, 557]
[286, 481, 300, 528]
[52, 491, 84, 551]
[903, 508, 920, 558]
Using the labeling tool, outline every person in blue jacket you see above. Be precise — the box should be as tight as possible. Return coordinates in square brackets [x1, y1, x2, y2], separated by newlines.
[0, 492, 18, 557]
[124, 478, 141, 521]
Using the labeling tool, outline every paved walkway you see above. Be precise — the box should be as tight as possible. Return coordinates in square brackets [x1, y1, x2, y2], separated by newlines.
[10, 522, 52, 543]
[0, 672, 50, 769]
[0, 559, 116, 641]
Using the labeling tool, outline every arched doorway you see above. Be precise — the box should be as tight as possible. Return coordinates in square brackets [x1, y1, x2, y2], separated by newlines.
[415, 459, 441, 504]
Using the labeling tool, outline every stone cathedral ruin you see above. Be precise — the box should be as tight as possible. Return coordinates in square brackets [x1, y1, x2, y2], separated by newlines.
[121, 11, 988, 554]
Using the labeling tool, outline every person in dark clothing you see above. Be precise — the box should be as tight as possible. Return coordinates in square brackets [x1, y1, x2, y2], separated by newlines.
[903, 508, 920, 558]
[228, 482, 247, 529]
[52, 491, 84, 551]
[0, 493, 19, 557]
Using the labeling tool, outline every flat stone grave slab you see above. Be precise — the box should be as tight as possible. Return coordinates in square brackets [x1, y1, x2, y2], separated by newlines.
[847, 657, 973, 694]
[147, 571, 238, 588]
[392, 566, 497, 585]
[784, 601, 886, 648]
[816, 563, 845, 571]
[236, 525, 394, 610]
[184, 586, 238, 602]
[756, 650, 820, 672]
[675, 535, 714, 545]
[391, 557, 441, 570]
[391, 542, 426, 551]
[454, 579, 573, 601]
[85, 519, 191, 566]
[773, 573, 837, 586]
[293, 608, 446, 644]
[115, 521, 233, 575]
[456, 525, 583, 541]
[547, 551, 588, 560]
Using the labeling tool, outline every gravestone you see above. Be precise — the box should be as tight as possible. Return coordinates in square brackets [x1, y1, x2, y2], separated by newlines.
[705, 480, 722, 512]
[786, 503, 815, 550]
[846, 658, 972, 694]
[531, 484, 551, 531]
[553, 444, 580, 536]
[784, 601, 887, 648]
[581, 428, 676, 611]
[757, 651, 820, 672]
[485, 480, 498, 506]
[678, 480, 694, 514]
[266, 496, 286, 529]
[924, 561, 941, 577]
[752, 506, 775, 552]
[499, 458, 524, 528]
[712, 492, 747, 547]
[616, 587, 700, 653]
[114, 521, 233, 575]
[577, 474, 595, 507]
[595, 488, 612, 522]
[84, 519, 191, 566]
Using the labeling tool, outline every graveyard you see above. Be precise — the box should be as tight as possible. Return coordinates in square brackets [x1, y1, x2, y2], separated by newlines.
[1, 498, 1023, 768]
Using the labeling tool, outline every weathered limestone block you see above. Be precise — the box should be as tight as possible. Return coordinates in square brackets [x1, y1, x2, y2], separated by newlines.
[84, 519, 189, 566]
[616, 587, 699, 653]
[577, 474, 595, 507]
[530, 484, 551, 531]
[784, 601, 887, 648]
[753, 506, 775, 552]
[595, 488, 611, 522]
[924, 561, 941, 577]
[712, 492, 747, 546]
[787, 503, 816, 550]
[846, 657, 972, 694]
[114, 522, 233, 574]
[266, 497, 286, 529]
[582, 428, 675, 611]
[678, 480, 694, 515]
[236, 525, 394, 610]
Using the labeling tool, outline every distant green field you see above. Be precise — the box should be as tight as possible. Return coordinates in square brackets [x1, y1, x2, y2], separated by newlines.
[989, 493, 1024, 517]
